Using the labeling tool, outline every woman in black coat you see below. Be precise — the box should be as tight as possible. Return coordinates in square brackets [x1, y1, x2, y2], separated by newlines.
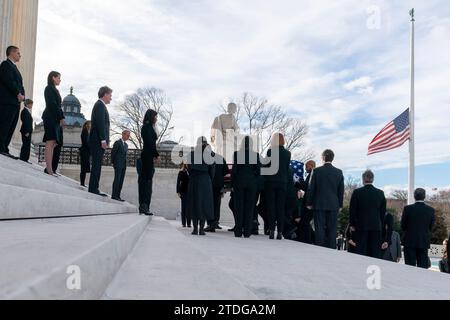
[42, 71, 65, 175]
[264, 133, 292, 240]
[139, 109, 160, 215]
[79, 121, 91, 187]
[232, 136, 261, 238]
[187, 137, 215, 236]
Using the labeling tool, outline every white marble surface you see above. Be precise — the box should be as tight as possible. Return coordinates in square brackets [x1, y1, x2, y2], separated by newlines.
[106, 217, 450, 300]
[0, 215, 150, 299]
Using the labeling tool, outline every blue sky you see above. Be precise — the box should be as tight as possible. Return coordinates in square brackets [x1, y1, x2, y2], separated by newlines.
[32, 0, 450, 193]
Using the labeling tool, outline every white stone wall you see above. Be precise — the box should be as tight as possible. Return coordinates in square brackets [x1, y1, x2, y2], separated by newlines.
[59, 165, 236, 225]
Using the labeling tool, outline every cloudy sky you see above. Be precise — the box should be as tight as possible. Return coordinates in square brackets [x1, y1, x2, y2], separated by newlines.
[33, 0, 450, 192]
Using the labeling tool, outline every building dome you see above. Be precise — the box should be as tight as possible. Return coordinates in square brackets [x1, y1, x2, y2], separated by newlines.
[62, 87, 86, 127]
[62, 87, 82, 114]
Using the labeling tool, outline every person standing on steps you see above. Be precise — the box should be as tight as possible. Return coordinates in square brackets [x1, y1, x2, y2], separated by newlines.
[265, 133, 292, 240]
[19, 99, 34, 163]
[295, 160, 316, 244]
[187, 137, 215, 236]
[306, 149, 344, 250]
[88, 86, 112, 197]
[0, 46, 25, 159]
[79, 121, 91, 187]
[139, 109, 160, 215]
[401, 188, 435, 269]
[111, 130, 130, 202]
[205, 151, 229, 233]
[349, 170, 386, 259]
[382, 214, 403, 263]
[42, 71, 65, 176]
[232, 136, 261, 238]
[177, 162, 191, 228]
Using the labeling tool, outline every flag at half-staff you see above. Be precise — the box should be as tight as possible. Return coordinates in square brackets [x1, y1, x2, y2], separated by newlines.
[368, 109, 411, 155]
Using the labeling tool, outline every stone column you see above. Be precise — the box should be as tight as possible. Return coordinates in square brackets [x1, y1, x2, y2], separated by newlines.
[0, 0, 13, 60]
[0, 0, 39, 149]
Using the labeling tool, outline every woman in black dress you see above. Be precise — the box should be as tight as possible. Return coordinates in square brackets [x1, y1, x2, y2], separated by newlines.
[232, 136, 261, 238]
[187, 137, 215, 236]
[79, 121, 91, 187]
[139, 109, 160, 215]
[42, 71, 65, 176]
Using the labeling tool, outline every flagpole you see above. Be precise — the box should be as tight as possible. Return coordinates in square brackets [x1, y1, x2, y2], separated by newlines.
[408, 9, 416, 205]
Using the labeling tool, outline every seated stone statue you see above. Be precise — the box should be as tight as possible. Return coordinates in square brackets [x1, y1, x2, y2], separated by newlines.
[211, 103, 240, 163]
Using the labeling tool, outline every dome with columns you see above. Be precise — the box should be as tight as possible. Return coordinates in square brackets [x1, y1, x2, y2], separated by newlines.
[61, 87, 86, 128]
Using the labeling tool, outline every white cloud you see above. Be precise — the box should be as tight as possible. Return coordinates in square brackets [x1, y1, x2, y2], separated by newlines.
[343, 76, 374, 94]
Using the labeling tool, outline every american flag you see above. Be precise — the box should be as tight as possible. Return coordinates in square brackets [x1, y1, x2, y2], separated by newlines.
[290, 160, 305, 183]
[368, 109, 411, 155]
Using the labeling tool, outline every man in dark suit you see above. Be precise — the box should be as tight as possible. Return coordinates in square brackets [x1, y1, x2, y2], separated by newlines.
[0, 46, 25, 158]
[349, 170, 387, 259]
[295, 160, 316, 244]
[205, 152, 230, 232]
[306, 149, 344, 249]
[19, 99, 33, 163]
[401, 188, 435, 269]
[88, 86, 112, 197]
[111, 130, 130, 202]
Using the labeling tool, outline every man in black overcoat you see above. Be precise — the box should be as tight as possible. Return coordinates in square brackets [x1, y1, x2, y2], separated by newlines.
[349, 170, 387, 259]
[0, 46, 25, 158]
[306, 149, 344, 249]
[88, 86, 112, 197]
[401, 188, 435, 269]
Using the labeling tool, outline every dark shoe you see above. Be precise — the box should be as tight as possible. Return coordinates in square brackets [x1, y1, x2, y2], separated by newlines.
[182, 225, 187, 228]
[187, 225, 192, 228]
[277, 233, 283, 240]
[235, 234, 243, 238]
[244, 235, 251, 239]
[112, 197, 125, 202]
[216, 225, 223, 230]
[145, 212, 154, 216]
[98, 193, 108, 197]
[204, 226, 216, 233]
[192, 229, 199, 236]
[269, 231, 275, 240]
[199, 230, 206, 236]
[228, 227, 236, 232]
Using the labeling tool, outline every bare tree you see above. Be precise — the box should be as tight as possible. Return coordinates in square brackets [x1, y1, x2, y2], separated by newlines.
[391, 189, 408, 202]
[112, 87, 174, 149]
[344, 176, 362, 205]
[220, 92, 313, 161]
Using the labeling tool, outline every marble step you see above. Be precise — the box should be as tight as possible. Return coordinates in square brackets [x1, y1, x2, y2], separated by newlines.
[0, 183, 137, 220]
[0, 215, 150, 299]
[107, 217, 450, 300]
[1, 154, 82, 189]
[103, 217, 258, 300]
[167, 221, 450, 300]
[0, 163, 135, 207]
